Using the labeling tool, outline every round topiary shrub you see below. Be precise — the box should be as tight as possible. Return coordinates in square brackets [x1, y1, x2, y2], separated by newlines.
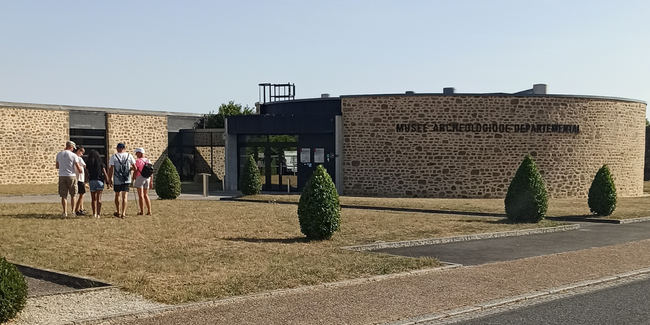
[0, 257, 27, 323]
[154, 157, 181, 199]
[297, 165, 341, 240]
[239, 155, 261, 195]
[504, 155, 548, 223]
[588, 164, 617, 216]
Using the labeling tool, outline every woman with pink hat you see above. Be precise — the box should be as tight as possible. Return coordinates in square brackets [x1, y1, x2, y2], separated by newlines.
[133, 148, 153, 215]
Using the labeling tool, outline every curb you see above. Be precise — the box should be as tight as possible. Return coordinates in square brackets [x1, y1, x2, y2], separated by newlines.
[66, 264, 463, 325]
[381, 267, 650, 325]
[341, 224, 580, 252]
[15, 263, 113, 291]
[547, 216, 650, 224]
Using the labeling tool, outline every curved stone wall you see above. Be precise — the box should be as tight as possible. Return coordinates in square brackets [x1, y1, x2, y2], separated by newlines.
[342, 95, 646, 198]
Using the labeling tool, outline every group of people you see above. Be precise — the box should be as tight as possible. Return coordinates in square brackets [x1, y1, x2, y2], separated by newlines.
[56, 141, 153, 218]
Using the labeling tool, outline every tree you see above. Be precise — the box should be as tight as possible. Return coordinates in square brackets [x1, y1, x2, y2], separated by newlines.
[504, 156, 548, 223]
[154, 158, 181, 199]
[239, 155, 261, 195]
[195, 101, 255, 129]
[297, 165, 341, 240]
[646, 118, 649, 126]
[588, 165, 617, 216]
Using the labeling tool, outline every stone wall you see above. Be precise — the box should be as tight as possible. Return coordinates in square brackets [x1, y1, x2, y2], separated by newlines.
[0, 108, 69, 184]
[342, 95, 646, 198]
[106, 114, 168, 173]
[195, 147, 226, 181]
[645, 126, 650, 181]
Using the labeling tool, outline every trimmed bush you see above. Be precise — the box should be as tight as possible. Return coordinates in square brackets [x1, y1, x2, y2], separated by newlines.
[504, 155, 548, 223]
[154, 158, 181, 199]
[0, 257, 27, 323]
[588, 165, 617, 216]
[297, 165, 341, 240]
[239, 155, 262, 195]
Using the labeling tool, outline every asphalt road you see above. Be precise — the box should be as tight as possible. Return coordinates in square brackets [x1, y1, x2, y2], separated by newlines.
[376, 221, 650, 265]
[439, 275, 650, 325]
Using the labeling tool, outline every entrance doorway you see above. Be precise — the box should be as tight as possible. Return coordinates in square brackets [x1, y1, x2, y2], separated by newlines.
[238, 135, 299, 192]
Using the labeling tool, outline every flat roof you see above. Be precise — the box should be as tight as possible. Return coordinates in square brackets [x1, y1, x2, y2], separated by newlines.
[341, 93, 647, 105]
[0, 101, 204, 117]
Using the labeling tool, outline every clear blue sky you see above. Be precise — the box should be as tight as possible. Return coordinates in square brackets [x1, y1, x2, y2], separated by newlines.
[1, 1, 648, 117]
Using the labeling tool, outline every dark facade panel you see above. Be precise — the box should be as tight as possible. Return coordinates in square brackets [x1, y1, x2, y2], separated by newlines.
[69, 110, 106, 129]
[260, 98, 341, 115]
[168, 115, 202, 132]
[228, 114, 337, 134]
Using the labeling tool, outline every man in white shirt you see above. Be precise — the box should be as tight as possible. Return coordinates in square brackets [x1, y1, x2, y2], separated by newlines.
[55, 141, 83, 217]
[108, 142, 136, 218]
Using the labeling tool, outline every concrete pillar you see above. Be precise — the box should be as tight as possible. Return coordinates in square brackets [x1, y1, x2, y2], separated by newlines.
[335, 115, 343, 195]
[224, 119, 238, 191]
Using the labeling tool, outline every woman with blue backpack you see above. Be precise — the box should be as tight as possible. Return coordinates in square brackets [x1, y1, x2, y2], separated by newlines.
[133, 148, 154, 216]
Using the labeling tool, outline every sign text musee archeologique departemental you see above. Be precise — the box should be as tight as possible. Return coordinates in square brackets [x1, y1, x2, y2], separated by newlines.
[395, 122, 580, 134]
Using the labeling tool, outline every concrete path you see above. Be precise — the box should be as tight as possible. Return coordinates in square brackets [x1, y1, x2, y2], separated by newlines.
[0, 191, 239, 204]
[375, 221, 650, 265]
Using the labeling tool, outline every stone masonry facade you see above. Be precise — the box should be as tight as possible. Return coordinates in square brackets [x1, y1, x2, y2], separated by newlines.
[342, 95, 646, 198]
[106, 113, 168, 176]
[0, 108, 69, 184]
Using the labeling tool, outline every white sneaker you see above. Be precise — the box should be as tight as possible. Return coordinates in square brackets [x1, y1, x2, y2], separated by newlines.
[62, 212, 68, 217]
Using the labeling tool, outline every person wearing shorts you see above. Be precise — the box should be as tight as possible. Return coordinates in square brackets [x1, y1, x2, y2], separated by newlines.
[133, 148, 153, 215]
[74, 146, 88, 216]
[87, 150, 109, 218]
[55, 141, 82, 217]
[108, 143, 136, 218]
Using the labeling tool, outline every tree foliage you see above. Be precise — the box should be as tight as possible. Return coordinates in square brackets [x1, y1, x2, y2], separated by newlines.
[0, 257, 27, 323]
[297, 165, 341, 240]
[504, 156, 548, 223]
[195, 101, 255, 129]
[588, 165, 617, 216]
[239, 155, 261, 195]
[154, 158, 181, 199]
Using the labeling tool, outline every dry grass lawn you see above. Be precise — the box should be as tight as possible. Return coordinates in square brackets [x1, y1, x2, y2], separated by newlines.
[246, 185, 650, 220]
[0, 184, 59, 195]
[0, 200, 560, 304]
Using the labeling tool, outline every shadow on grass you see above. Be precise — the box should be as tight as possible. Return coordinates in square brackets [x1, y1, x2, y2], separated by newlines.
[227, 198, 507, 218]
[224, 236, 310, 244]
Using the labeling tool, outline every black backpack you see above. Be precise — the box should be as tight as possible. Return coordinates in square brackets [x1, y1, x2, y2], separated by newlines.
[140, 162, 154, 178]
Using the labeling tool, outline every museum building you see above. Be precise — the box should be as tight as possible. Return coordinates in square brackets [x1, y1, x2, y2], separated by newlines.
[224, 84, 647, 198]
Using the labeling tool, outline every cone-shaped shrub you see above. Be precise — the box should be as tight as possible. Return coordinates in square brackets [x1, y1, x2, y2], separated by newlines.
[297, 165, 341, 240]
[239, 155, 261, 195]
[0, 257, 27, 323]
[588, 164, 617, 216]
[154, 158, 181, 199]
[504, 155, 548, 223]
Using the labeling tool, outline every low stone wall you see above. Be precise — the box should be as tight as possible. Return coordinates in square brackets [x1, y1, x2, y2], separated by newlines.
[0, 107, 69, 184]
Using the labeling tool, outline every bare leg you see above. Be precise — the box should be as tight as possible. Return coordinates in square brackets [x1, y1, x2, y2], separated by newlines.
[91, 192, 97, 216]
[120, 191, 129, 217]
[78, 193, 85, 212]
[114, 191, 120, 216]
[70, 196, 77, 217]
[143, 188, 151, 215]
[137, 188, 145, 214]
[76, 193, 85, 213]
[96, 190, 103, 216]
[61, 197, 68, 215]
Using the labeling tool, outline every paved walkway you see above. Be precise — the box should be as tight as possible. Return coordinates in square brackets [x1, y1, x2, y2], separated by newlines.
[0, 190, 240, 204]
